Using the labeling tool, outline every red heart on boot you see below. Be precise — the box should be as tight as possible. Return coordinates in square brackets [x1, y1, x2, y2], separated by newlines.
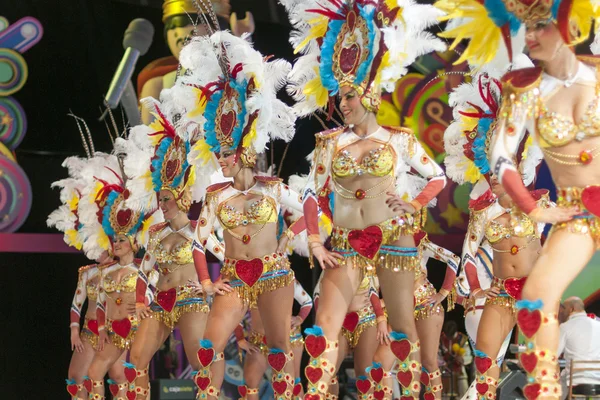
[66, 384, 78, 396]
[582, 186, 600, 217]
[348, 226, 383, 260]
[342, 312, 359, 332]
[293, 383, 302, 396]
[374, 389, 385, 400]
[305, 366, 323, 383]
[111, 318, 132, 339]
[273, 381, 288, 395]
[109, 383, 119, 396]
[235, 259, 264, 287]
[475, 356, 492, 374]
[268, 352, 286, 372]
[126, 390, 137, 400]
[396, 370, 413, 388]
[195, 376, 210, 391]
[517, 308, 542, 338]
[369, 366, 384, 383]
[238, 385, 247, 397]
[391, 338, 411, 361]
[504, 277, 526, 300]
[305, 334, 327, 358]
[420, 371, 430, 386]
[83, 378, 93, 392]
[523, 383, 541, 400]
[424, 393, 436, 400]
[400, 396, 415, 400]
[124, 366, 137, 383]
[520, 352, 538, 373]
[356, 378, 371, 394]
[305, 394, 321, 400]
[87, 319, 99, 335]
[157, 288, 177, 312]
[476, 383, 489, 395]
[197, 347, 215, 367]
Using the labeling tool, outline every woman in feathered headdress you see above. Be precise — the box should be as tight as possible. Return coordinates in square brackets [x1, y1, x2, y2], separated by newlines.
[180, 27, 304, 399]
[280, 0, 447, 397]
[72, 151, 158, 400]
[443, 63, 552, 399]
[438, 0, 600, 396]
[48, 148, 130, 400]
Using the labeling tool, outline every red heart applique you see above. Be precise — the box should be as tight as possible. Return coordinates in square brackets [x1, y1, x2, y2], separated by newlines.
[124, 366, 137, 383]
[157, 288, 177, 312]
[305, 335, 327, 358]
[305, 366, 323, 383]
[111, 318, 132, 339]
[356, 378, 371, 394]
[342, 312, 359, 332]
[126, 390, 137, 400]
[517, 308, 542, 338]
[396, 370, 413, 388]
[235, 259, 264, 287]
[420, 371, 430, 386]
[582, 186, 600, 217]
[373, 389, 385, 400]
[195, 376, 210, 391]
[238, 385, 247, 397]
[66, 383, 79, 396]
[475, 356, 492, 374]
[400, 396, 415, 400]
[523, 383, 541, 400]
[83, 378, 93, 392]
[519, 352, 538, 373]
[197, 347, 215, 367]
[293, 383, 302, 396]
[476, 383, 489, 395]
[109, 383, 119, 396]
[369, 366, 384, 383]
[504, 277, 526, 300]
[268, 352, 286, 372]
[273, 381, 288, 395]
[305, 394, 322, 400]
[348, 226, 383, 260]
[87, 319, 99, 335]
[424, 393, 436, 400]
[391, 338, 411, 361]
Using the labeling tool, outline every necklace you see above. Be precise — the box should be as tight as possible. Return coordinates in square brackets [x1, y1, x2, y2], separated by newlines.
[226, 223, 267, 244]
[333, 175, 394, 200]
[542, 146, 599, 166]
[491, 235, 536, 255]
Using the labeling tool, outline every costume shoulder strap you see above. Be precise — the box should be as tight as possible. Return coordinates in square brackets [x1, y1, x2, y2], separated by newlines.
[501, 67, 543, 95]
[255, 175, 283, 185]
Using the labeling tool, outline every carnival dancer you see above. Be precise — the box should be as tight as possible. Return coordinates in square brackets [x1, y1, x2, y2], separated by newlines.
[49, 150, 128, 400]
[441, 64, 550, 399]
[279, 0, 447, 398]
[180, 25, 301, 398]
[235, 279, 313, 400]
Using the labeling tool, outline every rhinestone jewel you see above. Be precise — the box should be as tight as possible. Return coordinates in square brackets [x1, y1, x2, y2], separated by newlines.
[355, 189, 366, 200]
[576, 131, 586, 141]
[116, 297, 122, 305]
[579, 150, 593, 164]
[242, 234, 251, 244]
[510, 245, 519, 255]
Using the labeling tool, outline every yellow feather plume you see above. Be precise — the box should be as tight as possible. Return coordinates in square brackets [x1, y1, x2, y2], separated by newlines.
[295, 16, 328, 54]
[66, 229, 83, 250]
[303, 68, 329, 107]
[68, 194, 79, 211]
[192, 139, 213, 166]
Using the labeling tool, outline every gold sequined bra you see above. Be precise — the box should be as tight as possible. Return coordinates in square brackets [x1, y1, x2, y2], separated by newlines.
[484, 211, 536, 244]
[217, 196, 277, 229]
[103, 270, 137, 293]
[148, 225, 194, 265]
[332, 144, 395, 178]
[537, 96, 600, 147]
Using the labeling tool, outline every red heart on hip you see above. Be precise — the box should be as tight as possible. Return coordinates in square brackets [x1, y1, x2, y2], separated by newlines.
[305, 334, 327, 358]
[504, 277, 526, 300]
[397, 370, 413, 388]
[369, 366, 384, 383]
[476, 383, 489, 395]
[348, 226, 383, 260]
[391, 338, 412, 361]
[268, 352, 286, 372]
[235, 259, 264, 287]
[475, 356, 492, 374]
[273, 381, 288, 395]
[582, 186, 600, 217]
[373, 389, 385, 400]
[87, 319, 99, 335]
[111, 318, 132, 339]
[523, 383, 541, 400]
[342, 312, 359, 332]
[157, 288, 177, 312]
[517, 308, 542, 338]
[197, 346, 215, 367]
[66, 383, 79, 396]
[519, 352, 538, 373]
[356, 378, 371, 394]
[305, 366, 323, 383]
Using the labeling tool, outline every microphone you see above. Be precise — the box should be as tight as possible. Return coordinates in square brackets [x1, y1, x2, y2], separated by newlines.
[104, 19, 154, 110]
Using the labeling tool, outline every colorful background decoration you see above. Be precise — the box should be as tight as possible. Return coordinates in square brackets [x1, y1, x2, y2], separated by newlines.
[0, 15, 42, 232]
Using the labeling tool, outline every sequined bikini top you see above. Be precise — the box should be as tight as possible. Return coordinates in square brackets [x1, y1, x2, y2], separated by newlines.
[484, 210, 536, 244]
[332, 143, 395, 178]
[103, 267, 138, 293]
[148, 223, 194, 265]
[217, 196, 277, 229]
